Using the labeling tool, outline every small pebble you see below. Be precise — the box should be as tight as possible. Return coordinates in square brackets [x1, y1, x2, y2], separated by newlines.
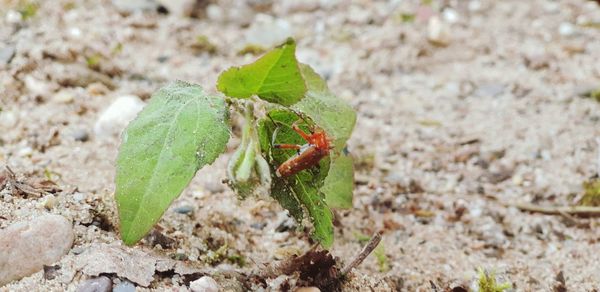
[73, 192, 86, 202]
[94, 95, 145, 138]
[76, 276, 112, 292]
[174, 205, 194, 214]
[24, 75, 52, 97]
[0, 45, 16, 66]
[113, 280, 136, 292]
[204, 181, 225, 193]
[250, 222, 267, 230]
[427, 16, 451, 46]
[72, 129, 90, 142]
[559, 22, 575, 36]
[275, 218, 296, 232]
[52, 91, 75, 104]
[296, 287, 321, 292]
[17, 146, 33, 157]
[474, 83, 505, 98]
[468, 0, 482, 12]
[0, 214, 74, 285]
[245, 14, 292, 47]
[43, 194, 57, 210]
[442, 8, 459, 23]
[190, 276, 219, 292]
[5, 10, 22, 24]
[111, 0, 159, 13]
[0, 110, 18, 128]
[157, 0, 196, 17]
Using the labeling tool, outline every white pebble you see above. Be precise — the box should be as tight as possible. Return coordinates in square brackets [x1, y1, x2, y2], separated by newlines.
[442, 8, 459, 23]
[468, 0, 482, 12]
[245, 14, 293, 48]
[73, 192, 86, 202]
[17, 146, 33, 157]
[190, 276, 219, 292]
[0, 110, 18, 128]
[52, 91, 75, 104]
[94, 95, 145, 138]
[5, 10, 22, 24]
[427, 16, 451, 46]
[559, 22, 575, 36]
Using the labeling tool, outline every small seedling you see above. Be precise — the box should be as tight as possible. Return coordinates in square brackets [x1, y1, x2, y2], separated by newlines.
[475, 268, 512, 292]
[580, 178, 600, 206]
[115, 38, 356, 248]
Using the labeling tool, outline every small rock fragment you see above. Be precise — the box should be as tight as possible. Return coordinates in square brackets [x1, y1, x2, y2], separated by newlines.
[0, 45, 16, 66]
[76, 244, 156, 287]
[204, 181, 225, 193]
[442, 8, 459, 23]
[0, 110, 18, 128]
[111, 0, 158, 13]
[52, 91, 75, 104]
[468, 0, 482, 12]
[157, 0, 207, 17]
[174, 205, 194, 214]
[76, 276, 112, 292]
[43, 194, 58, 209]
[113, 280, 136, 292]
[474, 83, 505, 98]
[24, 75, 54, 97]
[93, 95, 145, 138]
[0, 214, 74, 286]
[296, 287, 321, 292]
[43, 264, 61, 280]
[246, 14, 293, 48]
[427, 16, 451, 46]
[72, 129, 90, 142]
[559, 22, 575, 36]
[206, 3, 254, 25]
[5, 10, 22, 24]
[190, 276, 219, 292]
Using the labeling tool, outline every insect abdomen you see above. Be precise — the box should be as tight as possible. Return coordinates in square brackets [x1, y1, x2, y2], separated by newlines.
[276, 145, 328, 177]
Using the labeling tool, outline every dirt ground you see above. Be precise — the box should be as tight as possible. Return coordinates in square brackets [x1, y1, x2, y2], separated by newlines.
[1, 0, 600, 291]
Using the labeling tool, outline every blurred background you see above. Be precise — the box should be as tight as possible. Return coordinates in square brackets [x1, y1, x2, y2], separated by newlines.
[1, 0, 600, 291]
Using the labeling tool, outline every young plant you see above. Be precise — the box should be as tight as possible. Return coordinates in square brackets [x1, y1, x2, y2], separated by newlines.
[115, 38, 356, 248]
[475, 268, 512, 292]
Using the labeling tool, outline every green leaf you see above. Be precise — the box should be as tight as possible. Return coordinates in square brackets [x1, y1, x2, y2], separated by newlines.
[258, 110, 333, 247]
[217, 38, 306, 106]
[292, 64, 356, 209]
[115, 81, 230, 245]
[292, 64, 356, 151]
[321, 150, 354, 208]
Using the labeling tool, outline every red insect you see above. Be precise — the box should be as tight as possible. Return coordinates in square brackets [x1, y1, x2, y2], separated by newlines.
[274, 121, 332, 177]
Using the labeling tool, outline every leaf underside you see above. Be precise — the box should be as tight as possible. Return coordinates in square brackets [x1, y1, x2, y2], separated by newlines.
[115, 81, 230, 245]
[217, 38, 306, 106]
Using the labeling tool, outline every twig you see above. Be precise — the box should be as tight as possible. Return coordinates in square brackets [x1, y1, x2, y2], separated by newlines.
[515, 203, 600, 217]
[340, 230, 383, 276]
[557, 210, 589, 228]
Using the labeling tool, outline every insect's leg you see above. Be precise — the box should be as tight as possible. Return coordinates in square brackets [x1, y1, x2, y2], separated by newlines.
[291, 120, 312, 142]
[293, 113, 316, 134]
[274, 143, 302, 155]
[274, 144, 302, 150]
[267, 113, 285, 147]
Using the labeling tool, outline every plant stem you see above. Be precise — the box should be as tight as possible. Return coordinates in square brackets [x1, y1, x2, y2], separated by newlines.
[340, 230, 383, 276]
[515, 203, 600, 217]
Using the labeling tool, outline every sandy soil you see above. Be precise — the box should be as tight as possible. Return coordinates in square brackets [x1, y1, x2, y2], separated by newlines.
[1, 0, 600, 291]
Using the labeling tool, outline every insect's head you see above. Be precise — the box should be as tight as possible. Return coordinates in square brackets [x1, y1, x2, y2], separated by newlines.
[310, 129, 331, 150]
